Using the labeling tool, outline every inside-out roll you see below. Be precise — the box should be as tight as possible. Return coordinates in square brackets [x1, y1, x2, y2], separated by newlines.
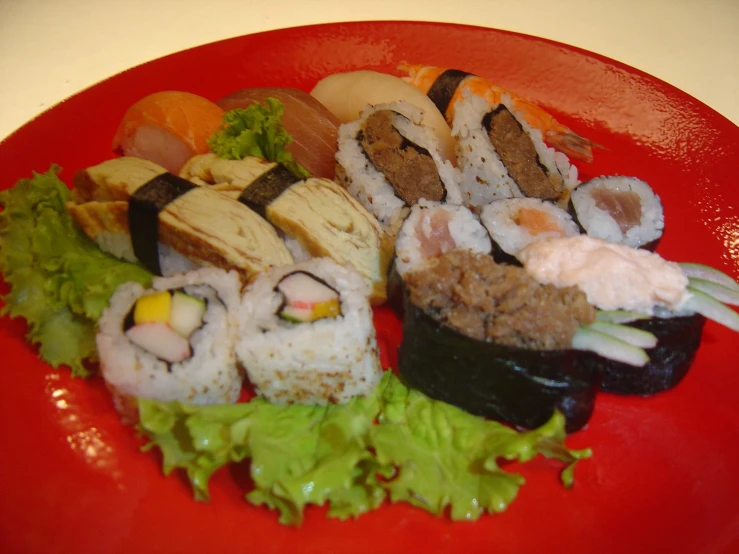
[335, 101, 462, 231]
[97, 267, 243, 420]
[569, 176, 664, 249]
[181, 153, 391, 304]
[235, 258, 383, 405]
[453, 92, 579, 209]
[480, 197, 580, 263]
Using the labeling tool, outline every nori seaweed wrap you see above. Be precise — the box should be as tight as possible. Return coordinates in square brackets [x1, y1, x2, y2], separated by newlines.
[398, 295, 599, 433]
[583, 313, 706, 395]
[397, 250, 600, 433]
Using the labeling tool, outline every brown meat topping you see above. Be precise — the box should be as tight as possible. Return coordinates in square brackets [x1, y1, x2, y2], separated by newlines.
[485, 106, 563, 200]
[405, 250, 595, 350]
[359, 110, 445, 205]
[591, 189, 642, 233]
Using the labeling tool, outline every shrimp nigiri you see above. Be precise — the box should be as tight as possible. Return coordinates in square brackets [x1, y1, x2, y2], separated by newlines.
[113, 91, 225, 174]
[399, 62, 598, 163]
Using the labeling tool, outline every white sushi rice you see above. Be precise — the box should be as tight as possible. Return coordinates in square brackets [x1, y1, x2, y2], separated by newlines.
[235, 258, 382, 405]
[96, 267, 243, 410]
[570, 176, 664, 248]
[452, 92, 579, 210]
[335, 101, 462, 228]
[480, 198, 580, 258]
[395, 199, 492, 276]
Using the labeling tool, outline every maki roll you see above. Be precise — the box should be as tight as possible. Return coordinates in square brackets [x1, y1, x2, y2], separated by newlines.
[335, 101, 462, 232]
[97, 267, 243, 420]
[389, 200, 492, 312]
[181, 153, 391, 304]
[236, 258, 383, 405]
[480, 198, 580, 264]
[66, 157, 293, 279]
[519, 236, 739, 394]
[569, 176, 664, 249]
[398, 250, 600, 432]
[452, 92, 578, 209]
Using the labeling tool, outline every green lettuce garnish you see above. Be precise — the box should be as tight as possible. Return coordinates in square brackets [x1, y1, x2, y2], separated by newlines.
[138, 372, 591, 525]
[208, 98, 311, 179]
[0, 167, 153, 375]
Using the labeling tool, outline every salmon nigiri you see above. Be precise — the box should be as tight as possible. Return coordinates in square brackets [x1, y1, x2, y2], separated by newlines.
[216, 88, 340, 180]
[113, 91, 225, 174]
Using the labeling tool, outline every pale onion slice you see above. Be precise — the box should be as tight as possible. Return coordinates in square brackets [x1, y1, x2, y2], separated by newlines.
[595, 310, 650, 325]
[572, 326, 649, 367]
[684, 287, 739, 332]
[586, 322, 657, 349]
[680, 263, 739, 292]
[688, 277, 739, 306]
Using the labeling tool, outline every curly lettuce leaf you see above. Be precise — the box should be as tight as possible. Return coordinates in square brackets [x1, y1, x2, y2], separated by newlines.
[207, 98, 311, 179]
[0, 166, 153, 375]
[138, 372, 590, 525]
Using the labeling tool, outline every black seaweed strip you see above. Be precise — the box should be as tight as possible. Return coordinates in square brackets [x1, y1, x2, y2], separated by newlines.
[238, 165, 301, 218]
[426, 69, 472, 117]
[128, 173, 196, 275]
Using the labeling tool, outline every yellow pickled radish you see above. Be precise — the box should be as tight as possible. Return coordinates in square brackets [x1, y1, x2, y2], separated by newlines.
[133, 291, 172, 324]
[312, 299, 341, 320]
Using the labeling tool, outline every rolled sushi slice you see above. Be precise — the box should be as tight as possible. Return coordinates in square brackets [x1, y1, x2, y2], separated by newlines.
[480, 197, 580, 264]
[97, 268, 243, 421]
[236, 258, 383, 405]
[398, 250, 599, 433]
[569, 176, 664, 249]
[452, 92, 579, 209]
[518, 235, 739, 394]
[335, 101, 462, 232]
[181, 153, 391, 304]
[66, 157, 293, 279]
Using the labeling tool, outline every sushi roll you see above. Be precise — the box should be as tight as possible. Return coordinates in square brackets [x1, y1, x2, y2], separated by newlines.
[236, 258, 383, 405]
[519, 236, 739, 394]
[452, 92, 578, 209]
[181, 153, 391, 304]
[112, 91, 225, 174]
[480, 198, 580, 264]
[398, 250, 600, 432]
[66, 157, 293, 279]
[335, 101, 462, 231]
[97, 267, 243, 421]
[569, 176, 664, 249]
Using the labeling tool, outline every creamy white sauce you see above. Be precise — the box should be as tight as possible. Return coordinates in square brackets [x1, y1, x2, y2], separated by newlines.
[518, 236, 690, 314]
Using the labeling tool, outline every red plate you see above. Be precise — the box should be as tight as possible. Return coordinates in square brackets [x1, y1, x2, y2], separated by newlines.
[1, 21, 738, 554]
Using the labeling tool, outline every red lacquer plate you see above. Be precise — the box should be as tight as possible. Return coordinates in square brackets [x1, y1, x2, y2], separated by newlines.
[1, 21, 738, 554]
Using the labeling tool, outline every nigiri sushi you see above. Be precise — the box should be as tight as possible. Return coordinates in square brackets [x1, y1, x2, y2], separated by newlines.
[112, 91, 225, 174]
[217, 88, 340, 180]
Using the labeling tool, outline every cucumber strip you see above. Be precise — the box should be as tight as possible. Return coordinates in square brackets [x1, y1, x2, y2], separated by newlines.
[684, 287, 739, 332]
[680, 263, 739, 292]
[572, 326, 649, 367]
[595, 310, 650, 324]
[586, 322, 657, 349]
[688, 278, 739, 306]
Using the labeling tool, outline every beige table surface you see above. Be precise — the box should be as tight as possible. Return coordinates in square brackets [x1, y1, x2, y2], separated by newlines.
[1, 0, 737, 142]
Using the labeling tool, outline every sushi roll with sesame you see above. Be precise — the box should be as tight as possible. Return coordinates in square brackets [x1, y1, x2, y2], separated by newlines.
[452, 92, 579, 209]
[235, 258, 382, 405]
[335, 101, 462, 234]
[97, 267, 243, 421]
